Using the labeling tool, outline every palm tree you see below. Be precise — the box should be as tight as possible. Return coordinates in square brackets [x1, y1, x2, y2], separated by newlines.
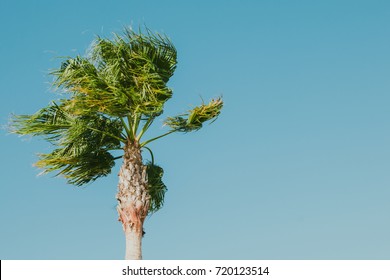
[10, 27, 223, 260]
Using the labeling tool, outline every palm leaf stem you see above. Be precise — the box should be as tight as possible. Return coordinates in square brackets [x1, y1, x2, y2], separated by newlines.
[140, 130, 175, 147]
[120, 117, 132, 139]
[132, 113, 141, 139]
[142, 146, 154, 165]
[126, 115, 136, 140]
[136, 117, 154, 141]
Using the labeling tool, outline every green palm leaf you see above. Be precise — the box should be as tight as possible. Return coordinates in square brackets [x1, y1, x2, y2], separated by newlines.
[164, 97, 223, 132]
[89, 28, 177, 117]
[36, 148, 116, 186]
[52, 57, 131, 117]
[11, 102, 73, 142]
[146, 162, 167, 213]
[11, 102, 124, 185]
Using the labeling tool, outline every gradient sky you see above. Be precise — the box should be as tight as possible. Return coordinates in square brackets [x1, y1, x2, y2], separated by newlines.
[1, 0, 390, 259]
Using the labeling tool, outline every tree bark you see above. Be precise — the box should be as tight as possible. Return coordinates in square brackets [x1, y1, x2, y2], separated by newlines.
[116, 140, 150, 260]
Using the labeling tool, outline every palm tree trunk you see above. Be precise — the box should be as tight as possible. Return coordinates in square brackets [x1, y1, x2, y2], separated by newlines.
[116, 140, 150, 260]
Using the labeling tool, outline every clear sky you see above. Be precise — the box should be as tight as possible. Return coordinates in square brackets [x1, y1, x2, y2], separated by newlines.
[1, 0, 390, 260]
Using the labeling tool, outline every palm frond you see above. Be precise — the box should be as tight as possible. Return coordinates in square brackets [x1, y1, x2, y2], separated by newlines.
[36, 148, 116, 186]
[146, 162, 167, 213]
[52, 57, 131, 117]
[164, 97, 223, 132]
[87, 28, 177, 118]
[11, 102, 124, 185]
[124, 27, 177, 83]
[11, 102, 73, 142]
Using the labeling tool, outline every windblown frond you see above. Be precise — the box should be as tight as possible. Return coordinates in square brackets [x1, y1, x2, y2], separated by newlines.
[36, 149, 116, 186]
[11, 102, 72, 142]
[52, 57, 131, 117]
[84, 27, 177, 117]
[92, 28, 177, 83]
[146, 162, 167, 213]
[12, 102, 124, 185]
[164, 97, 223, 132]
[50, 28, 177, 120]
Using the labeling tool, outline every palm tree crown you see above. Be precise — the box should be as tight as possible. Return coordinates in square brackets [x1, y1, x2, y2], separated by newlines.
[11, 27, 223, 214]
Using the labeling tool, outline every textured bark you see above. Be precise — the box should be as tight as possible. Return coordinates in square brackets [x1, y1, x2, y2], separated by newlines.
[116, 141, 150, 260]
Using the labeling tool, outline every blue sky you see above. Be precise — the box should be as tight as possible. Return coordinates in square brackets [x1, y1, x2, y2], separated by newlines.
[1, 0, 390, 259]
